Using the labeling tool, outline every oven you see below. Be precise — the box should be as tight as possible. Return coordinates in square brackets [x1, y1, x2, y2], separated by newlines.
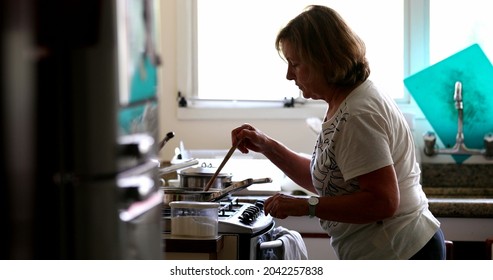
[163, 197, 281, 260]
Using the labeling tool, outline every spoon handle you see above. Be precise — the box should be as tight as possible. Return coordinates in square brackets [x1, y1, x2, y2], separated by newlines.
[203, 139, 242, 191]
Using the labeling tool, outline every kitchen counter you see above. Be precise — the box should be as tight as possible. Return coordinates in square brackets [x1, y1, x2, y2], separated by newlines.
[160, 159, 493, 218]
[238, 194, 493, 218]
[421, 163, 493, 188]
[419, 163, 493, 217]
[427, 198, 493, 218]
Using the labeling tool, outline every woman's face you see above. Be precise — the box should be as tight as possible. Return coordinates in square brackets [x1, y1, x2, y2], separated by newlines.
[282, 41, 329, 101]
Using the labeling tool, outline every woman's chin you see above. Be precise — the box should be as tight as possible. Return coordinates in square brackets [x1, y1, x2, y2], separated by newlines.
[302, 93, 319, 100]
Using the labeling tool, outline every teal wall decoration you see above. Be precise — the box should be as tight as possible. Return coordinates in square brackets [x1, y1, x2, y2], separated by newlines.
[404, 44, 493, 164]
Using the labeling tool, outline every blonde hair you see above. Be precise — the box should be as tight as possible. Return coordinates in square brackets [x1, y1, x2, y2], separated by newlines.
[275, 5, 370, 87]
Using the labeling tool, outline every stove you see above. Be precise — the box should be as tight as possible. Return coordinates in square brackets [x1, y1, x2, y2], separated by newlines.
[163, 197, 279, 259]
[162, 197, 273, 235]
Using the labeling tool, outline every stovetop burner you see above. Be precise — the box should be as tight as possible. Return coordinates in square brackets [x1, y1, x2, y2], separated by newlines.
[162, 197, 273, 234]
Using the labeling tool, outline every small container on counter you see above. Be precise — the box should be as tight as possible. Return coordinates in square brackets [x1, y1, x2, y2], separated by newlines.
[170, 201, 219, 238]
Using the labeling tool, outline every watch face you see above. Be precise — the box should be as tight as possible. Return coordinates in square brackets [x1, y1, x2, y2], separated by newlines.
[308, 196, 319, 206]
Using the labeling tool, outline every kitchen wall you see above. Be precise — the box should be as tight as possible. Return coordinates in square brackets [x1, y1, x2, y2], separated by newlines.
[157, 0, 492, 166]
[157, 0, 317, 162]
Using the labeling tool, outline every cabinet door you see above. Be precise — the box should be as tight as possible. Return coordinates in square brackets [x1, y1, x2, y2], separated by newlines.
[303, 237, 338, 260]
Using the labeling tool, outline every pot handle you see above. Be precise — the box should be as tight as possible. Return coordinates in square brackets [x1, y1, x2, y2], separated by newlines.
[251, 178, 273, 184]
[208, 177, 272, 202]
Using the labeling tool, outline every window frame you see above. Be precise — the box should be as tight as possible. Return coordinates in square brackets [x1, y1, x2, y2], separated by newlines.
[176, 0, 429, 120]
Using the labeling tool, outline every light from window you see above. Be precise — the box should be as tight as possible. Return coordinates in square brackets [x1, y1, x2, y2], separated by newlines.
[195, 0, 404, 102]
[429, 0, 493, 64]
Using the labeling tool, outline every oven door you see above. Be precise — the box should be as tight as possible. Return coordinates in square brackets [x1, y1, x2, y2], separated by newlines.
[243, 222, 279, 260]
[216, 223, 278, 260]
[257, 225, 308, 260]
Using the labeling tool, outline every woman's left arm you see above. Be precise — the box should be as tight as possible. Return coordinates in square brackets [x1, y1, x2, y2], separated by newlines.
[265, 165, 400, 223]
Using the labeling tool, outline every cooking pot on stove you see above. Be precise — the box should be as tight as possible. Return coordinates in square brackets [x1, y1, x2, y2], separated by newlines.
[162, 177, 272, 207]
[177, 166, 232, 190]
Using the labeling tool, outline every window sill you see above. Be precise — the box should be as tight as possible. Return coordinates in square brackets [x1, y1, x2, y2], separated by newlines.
[177, 104, 327, 120]
[176, 101, 422, 121]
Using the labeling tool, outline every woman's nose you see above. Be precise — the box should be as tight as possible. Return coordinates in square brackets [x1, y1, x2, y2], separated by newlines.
[286, 67, 295, 81]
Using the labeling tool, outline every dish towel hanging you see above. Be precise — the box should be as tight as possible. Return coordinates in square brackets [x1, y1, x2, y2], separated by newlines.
[272, 226, 308, 260]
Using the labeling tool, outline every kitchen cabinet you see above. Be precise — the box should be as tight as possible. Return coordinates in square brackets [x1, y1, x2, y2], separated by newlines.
[163, 234, 227, 260]
[301, 236, 337, 260]
[273, 217, 338, 260]
[438, 217, 493, 260]
[439, 217, 493, 241]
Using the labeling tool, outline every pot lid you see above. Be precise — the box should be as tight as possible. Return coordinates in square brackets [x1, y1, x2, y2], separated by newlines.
[178, 167, 232, 177]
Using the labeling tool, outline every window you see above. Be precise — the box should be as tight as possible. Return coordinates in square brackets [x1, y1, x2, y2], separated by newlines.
[429, 0, 493, 64]
[177, 0, 405, 107]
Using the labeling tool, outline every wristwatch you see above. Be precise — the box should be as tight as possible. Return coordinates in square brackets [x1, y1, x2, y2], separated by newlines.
[308, 196, 319, 218]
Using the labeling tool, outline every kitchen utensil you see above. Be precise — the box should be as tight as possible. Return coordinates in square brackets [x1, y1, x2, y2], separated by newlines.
[162, 177, 272, 207]
[158, 131, 175, 151]
[177, 166, 232, 189]
[158, 159, 200, 175]
[203, 140, 242, 191]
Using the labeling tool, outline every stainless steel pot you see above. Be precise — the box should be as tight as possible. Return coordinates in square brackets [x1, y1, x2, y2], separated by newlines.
[162, 177, 272, 207]
[177, 167, 232, 189]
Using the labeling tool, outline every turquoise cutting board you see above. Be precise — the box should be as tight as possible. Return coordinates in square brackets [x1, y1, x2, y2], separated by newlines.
[404, 44, 493, 163]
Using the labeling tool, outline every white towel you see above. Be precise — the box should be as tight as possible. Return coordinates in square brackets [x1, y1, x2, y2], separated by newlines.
[272, 226, 308, 260]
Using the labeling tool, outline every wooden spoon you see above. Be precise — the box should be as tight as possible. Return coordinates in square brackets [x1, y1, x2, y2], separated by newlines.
[203, 139, 242, 191]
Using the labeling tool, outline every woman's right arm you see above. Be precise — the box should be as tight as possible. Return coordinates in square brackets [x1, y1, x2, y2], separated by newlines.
[232, 123, 315, 193]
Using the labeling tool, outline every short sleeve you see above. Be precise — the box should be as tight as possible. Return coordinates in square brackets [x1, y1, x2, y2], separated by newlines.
[336, 113, 394, 181]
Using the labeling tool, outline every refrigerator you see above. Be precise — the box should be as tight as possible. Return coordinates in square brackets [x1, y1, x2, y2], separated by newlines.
[1, 0, 163, 259]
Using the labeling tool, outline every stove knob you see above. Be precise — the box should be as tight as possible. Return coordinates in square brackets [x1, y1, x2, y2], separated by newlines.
[244, 208, 257, 218]
[245, 210, 255, 217]
[248, 206, 261, 217]
[239, 212, 254, 224]
[239, 216, 248, 224]
[255, 200, 264, 210]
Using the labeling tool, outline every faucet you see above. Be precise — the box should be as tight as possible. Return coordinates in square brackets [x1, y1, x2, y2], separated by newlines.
[423, 81, 493, 159]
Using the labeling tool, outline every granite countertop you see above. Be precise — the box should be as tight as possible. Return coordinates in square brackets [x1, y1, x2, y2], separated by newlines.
[427, 197, 493, 218]
[424, 187, 493, 218]
[420, 163, 493, 188]
[421, 163, 493, 218]
[238, 194, 493, 218]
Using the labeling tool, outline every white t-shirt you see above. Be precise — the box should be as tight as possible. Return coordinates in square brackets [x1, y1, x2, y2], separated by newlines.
[310, 80, 440, 260]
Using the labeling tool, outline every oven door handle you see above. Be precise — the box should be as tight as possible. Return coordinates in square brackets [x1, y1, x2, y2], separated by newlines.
[259, 239, 283, 250]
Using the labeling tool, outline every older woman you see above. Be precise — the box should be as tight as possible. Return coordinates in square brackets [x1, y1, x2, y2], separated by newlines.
[231, 5, 444, 260]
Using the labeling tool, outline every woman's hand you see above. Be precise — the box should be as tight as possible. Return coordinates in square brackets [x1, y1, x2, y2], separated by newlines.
[231, 123, 272, 155]
[264, 193, 308, 219]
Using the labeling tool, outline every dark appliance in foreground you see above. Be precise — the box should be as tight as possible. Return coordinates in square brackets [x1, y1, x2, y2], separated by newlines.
[1, 0, 162, 259]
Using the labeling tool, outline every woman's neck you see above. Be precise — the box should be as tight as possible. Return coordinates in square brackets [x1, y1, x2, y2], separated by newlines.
[325, 81, 364, 119]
